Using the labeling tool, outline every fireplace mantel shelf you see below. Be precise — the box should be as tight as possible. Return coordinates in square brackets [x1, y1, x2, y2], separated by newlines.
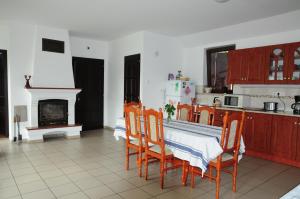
[25, 87, 81, 94]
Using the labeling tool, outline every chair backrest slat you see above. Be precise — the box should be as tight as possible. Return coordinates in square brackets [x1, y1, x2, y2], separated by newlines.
[220, 111, 246, 157]
[194, 106, 215, 125]
[124, 106, 142, 140]
[176, 103, 193, 122]
[143, 108, 165, 153]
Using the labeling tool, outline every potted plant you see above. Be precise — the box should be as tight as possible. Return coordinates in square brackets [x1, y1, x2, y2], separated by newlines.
[164, 101, 176, 122]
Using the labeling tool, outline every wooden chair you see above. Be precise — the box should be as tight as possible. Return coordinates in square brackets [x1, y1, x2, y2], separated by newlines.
[124, 106, 144, 177]
[143, 107, 182, 189]
[190, 111, 246, 199]
[193, 106, 216, 125]
[176, 102, 193, 122]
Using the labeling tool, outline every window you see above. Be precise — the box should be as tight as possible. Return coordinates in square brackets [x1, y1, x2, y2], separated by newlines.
[206, 45, 235, 93]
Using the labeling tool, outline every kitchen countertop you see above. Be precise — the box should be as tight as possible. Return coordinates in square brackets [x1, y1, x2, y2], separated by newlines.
[212, 106, 300, 118]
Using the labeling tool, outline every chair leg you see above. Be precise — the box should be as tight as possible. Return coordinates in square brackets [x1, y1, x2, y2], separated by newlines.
[138, 149, 143, 177]
[209, 165, 213, 181]
[125, 147, 129, 170]
[160, 160, 165, 189]
[232, 163, 238, 192]
[216, 168, 221, 199]
[182, 161, 188, 186]
[144, 154, 149, 180]
[190, 167, 195, 188]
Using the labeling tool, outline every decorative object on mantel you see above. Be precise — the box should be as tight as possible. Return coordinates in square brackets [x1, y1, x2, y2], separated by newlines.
[164, 100, 176, 123]
[24, 75, 31, 88]
[14, 105, 28, 143]
[176, 70, 182, 80]
[168, 73, 174, 80]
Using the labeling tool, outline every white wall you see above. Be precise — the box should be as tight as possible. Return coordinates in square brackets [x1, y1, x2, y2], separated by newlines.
[70, 36, 109, 126]
[106, 31, 183, 127]
[32, 26, 74, 88]
[142, 32, 183, 109]
[0, 22, 36, 140]
[107, 32, 144, 127]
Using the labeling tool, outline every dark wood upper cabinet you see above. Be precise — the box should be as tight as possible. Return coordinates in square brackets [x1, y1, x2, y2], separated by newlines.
[287, 42, 300, 84]
[227, 41, 300, 85]
[228, 47, 265, 84]
[265, 44, 289, 84]
[247, 47, 265, 84]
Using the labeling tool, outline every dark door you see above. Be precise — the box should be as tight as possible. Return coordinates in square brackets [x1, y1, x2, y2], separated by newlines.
[72, 57, 104, 131]
[0, 50, 8, 137]
[124, 54, 140, 103]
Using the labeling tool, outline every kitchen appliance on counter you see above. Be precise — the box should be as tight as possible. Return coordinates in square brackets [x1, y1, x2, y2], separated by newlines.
[263, 102, 278, 112]
[212, 97, 222, 107]
[223, 94, 250, 108]
[291, 95, 300, 115]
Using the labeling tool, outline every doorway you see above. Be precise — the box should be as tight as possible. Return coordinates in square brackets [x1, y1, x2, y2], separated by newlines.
[124, 54, 140, 103]
[0, 50, 8, 137]
[72, 57, 104, 131]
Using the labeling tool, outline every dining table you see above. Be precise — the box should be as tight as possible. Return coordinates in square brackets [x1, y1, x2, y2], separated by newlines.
[114, 117, 245, 175]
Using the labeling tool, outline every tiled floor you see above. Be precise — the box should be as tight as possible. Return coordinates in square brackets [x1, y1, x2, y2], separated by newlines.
[0, 129, 299, 199]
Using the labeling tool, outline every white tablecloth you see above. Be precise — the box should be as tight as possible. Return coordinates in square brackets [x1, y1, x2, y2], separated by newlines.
[114, 117, 245, 173]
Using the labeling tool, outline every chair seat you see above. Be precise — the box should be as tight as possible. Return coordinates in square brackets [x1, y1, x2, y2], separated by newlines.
[211, 153, 233, 163]
[130, 139, 144, 146]
[149, 145, 173, 156]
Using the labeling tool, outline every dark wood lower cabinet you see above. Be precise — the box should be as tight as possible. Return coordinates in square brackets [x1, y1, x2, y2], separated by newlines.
[244, 113, 272, 153]
[270, 116, 298, 160]
[296, 122, 300, 161]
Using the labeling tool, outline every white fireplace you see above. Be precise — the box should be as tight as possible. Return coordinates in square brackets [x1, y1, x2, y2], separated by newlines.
[25, 87, 82, 141]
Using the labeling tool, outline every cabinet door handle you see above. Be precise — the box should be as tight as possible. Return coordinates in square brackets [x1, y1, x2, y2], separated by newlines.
[288, 77, 290, 80]
[298, 123, 300, 125]
[284, 77, 287, 80]
[295, 122, 298, 125]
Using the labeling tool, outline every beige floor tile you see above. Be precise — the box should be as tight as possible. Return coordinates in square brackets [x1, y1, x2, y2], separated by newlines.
[11, 167, 36, 177]
[106, 180, 136, 193]
[119, 188, 152, 199]
[15, 173, 41, 185]
[39, 168, 64, 179]
[57, 191, 89, 199]
[0, 129, 299, 199]
[22, 189, 55, 199]
[74, 177, 103, 190]
[0, 177, 16, 189]
[0, 186, 20, 198]
[61, 165, 83, 174]
[84, 185, 115, 199]
[102, 194, 122, 199]
[155, 190, 188, 199]
[67, 171, 93, 181]
[34, 164, 57, 172]
[141, 182, 173, 196]
[44, 175, 71, 187]
[87, 167, 112, 176]
[18, 179, 48, 194]
[50, 183, 80, 197]
[97, 173, 123, 184]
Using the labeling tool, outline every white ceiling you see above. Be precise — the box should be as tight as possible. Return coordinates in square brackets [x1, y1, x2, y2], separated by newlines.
[1, 0, 300, 41]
